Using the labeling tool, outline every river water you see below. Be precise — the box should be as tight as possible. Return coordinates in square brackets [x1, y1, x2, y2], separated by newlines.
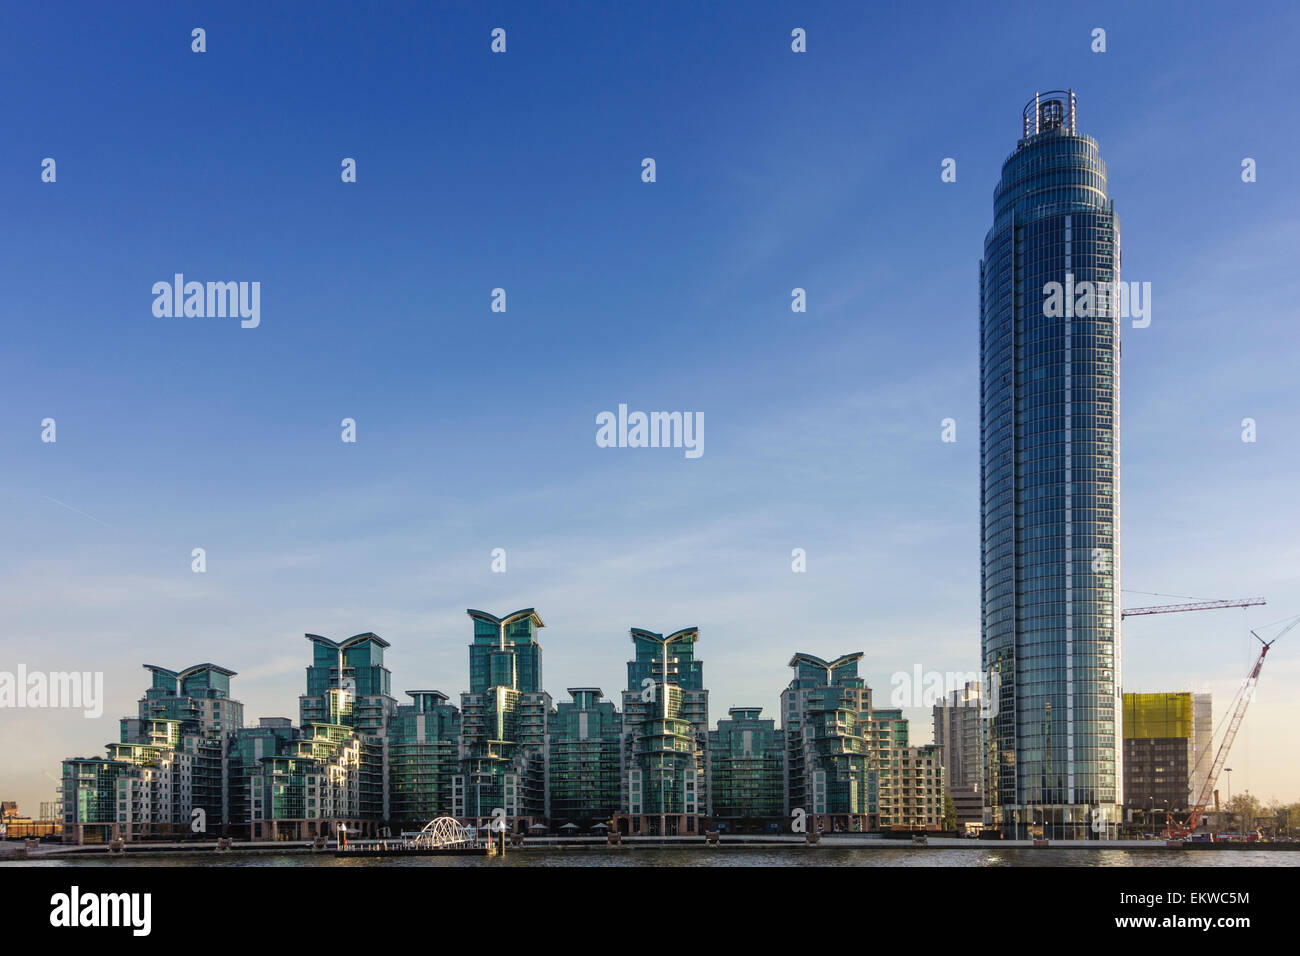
[16, 846, 1297, 867]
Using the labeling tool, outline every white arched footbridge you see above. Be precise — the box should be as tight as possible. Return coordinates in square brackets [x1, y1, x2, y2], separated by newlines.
[411, 816, 478, 849]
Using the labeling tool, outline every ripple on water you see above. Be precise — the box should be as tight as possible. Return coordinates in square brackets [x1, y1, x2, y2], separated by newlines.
[17, 846, 1298, 868]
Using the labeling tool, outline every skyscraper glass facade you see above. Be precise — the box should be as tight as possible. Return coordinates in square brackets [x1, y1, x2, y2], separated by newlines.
[981, 91, 1123, 838]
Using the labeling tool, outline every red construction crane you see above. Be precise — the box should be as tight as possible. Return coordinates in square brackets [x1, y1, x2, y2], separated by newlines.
[1121, 597, 1265, 619]
[1165, 616, 1297, 840]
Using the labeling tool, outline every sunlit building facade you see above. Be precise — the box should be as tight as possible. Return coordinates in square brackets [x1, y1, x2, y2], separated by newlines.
[981, 90, 1123, 838]
[782, 653, 876, 832]
[56, 614, 982, 841]
[60, 663, 241, 843]
[615, 627, 708, 836]
[453, 609, 552, 829]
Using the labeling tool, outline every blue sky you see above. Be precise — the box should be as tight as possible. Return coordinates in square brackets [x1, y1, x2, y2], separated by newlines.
[3, 1, 1299, 814]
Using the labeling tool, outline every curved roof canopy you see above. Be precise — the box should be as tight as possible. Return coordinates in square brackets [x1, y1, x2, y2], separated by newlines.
[143, 663, 237, 680]
[629, 626, 698, 645]
[304, 632, 391, 650]
[465, 608, 545, 629]
[787, 651, 862, 670]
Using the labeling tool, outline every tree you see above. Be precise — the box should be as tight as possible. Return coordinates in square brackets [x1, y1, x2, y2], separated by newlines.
[1268, 800, 1300, 838]
[942, 790, 958, 831]
[1224, 793, 1262, 831]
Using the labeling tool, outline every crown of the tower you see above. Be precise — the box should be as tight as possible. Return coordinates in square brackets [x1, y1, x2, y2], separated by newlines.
[1022, 89, 1077, 138]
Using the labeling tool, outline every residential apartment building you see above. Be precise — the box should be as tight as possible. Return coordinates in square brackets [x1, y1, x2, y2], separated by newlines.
[932, 681, 985, 828]
[60, 663, 241, 843]
[388, 690, 461, 829]
[615, 627, 708, 836]
[453, 609, 552, 829]
[549, 688, 622, 826]
[56, 611, 964, 841]
[708, 706, 783, 830]
[782, 653, 876, 833]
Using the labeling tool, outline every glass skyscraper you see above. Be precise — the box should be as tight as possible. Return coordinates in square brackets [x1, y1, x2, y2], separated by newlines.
[980, 91, 1123, 839]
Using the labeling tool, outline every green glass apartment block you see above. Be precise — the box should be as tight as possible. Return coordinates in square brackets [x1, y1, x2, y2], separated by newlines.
[292, 723, 385, 821]
[60, 635, 413, 842]
[60, 759, 135, 827]
[117, 716, 182, 751]
[549, 688, 622, 825]
[708, 707, 783, 823]
[109, 731, 224, 831]
[467, 608, 544, 694]
[626, 626, 705, 692]
[206, 633, 398, 836]
[60, 663, 242, 839]
[135, 663, 241, 827]
[56, 616, 960, 840]
[298, 634, 396, 822]
[227, 717, 296, 831]
[455, 609, 552, 827]
[249, 756, 314, 822]
[619, 628, 708, 830]
[300, 633, 395, 732]
[140, 663, 243, 737]
[782, 653, 874, 827]
[515, 691, 551, 818]
[388, 690, 461, 827]
[456, 687, 521, 821]
[244, 724, 385, 828]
